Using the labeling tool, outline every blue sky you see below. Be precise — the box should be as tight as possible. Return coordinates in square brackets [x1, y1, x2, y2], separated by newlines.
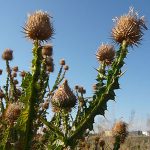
[0, 0, 150, 130]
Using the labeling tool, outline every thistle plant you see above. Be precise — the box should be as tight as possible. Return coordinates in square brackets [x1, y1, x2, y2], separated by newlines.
[0, 7, 147, 150]
[112, 121, 128, 150]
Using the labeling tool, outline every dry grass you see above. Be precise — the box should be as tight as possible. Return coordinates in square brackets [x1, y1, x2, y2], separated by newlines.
[77, 135, 150, 150]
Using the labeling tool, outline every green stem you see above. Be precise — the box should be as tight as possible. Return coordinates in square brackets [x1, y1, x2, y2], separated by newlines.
[0, 98, 4, 113]
[6, 60, 17, 102]
[113, 137, 120, 150]
[24, 41, 42, 150]
[67, 41, 128, 146]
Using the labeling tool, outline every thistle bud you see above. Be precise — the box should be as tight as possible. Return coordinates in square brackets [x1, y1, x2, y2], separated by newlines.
[64, 65, 69, 71]
[96, 44, 115, 65]
[51, 80, 77, 112]
[78, 86, 86, 94]
[24, 10, 54, 41]
[42, 44, 53, 56]
[20, 71, 26, 78]
[4, 103, 21, 124]
[2, 49, 13, 61]
[112, 7, 147, 46]
[12, 66, 18, 72]
[60, 59, 65, 66]
[42, 101, 49, 109]
[74, 85, 79, 90]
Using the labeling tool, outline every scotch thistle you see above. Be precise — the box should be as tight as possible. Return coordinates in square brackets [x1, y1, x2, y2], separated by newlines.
[0, 7, 147, 150]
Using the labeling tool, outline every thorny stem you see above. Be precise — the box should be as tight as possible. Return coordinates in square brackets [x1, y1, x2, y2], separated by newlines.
[0, 98, 4, 113]
[24, 40, 42, 150]
[66, 41, 128, 147]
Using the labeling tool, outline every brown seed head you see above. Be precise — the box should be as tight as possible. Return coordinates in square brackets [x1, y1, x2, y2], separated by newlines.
[51, 80, 77, 111]
[78, 86, 86, 94]
[112, 121, 128, 143]
[24, 10, 54, 41]
[42, 44, 53, 56]
[96, 44, 115, 65]
[12, 66, 18, 72]
[2, 49, 13, 61]
[60, 59, 65, 66]
[42, 101, 49, 109]
[20, 71, 26, 78]
[112, 7, 147, 46]
[64, 65, 69, 71]
[5, 103, 21, 123]
[74, 85, 79, 90]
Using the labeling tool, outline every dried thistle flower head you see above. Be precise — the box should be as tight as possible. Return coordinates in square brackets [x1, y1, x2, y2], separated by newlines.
[60, 59, 65, 66]
[42, 44, 53, 57]
[112, 121, 128, 143]
[2, 49, 13, 61]
[64, 65, 69, 71]
[4, 103, 22, 124]
[24, 10, 54, 41]
[51, 80, 77, 111]
[112, 7, 147, 46]
[12, 66, 18, 72]
[20, 71, 26, 77]
[42, 101, 49, 110]
[74, 85, 79, 90]
[96, 44, 115, 65]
